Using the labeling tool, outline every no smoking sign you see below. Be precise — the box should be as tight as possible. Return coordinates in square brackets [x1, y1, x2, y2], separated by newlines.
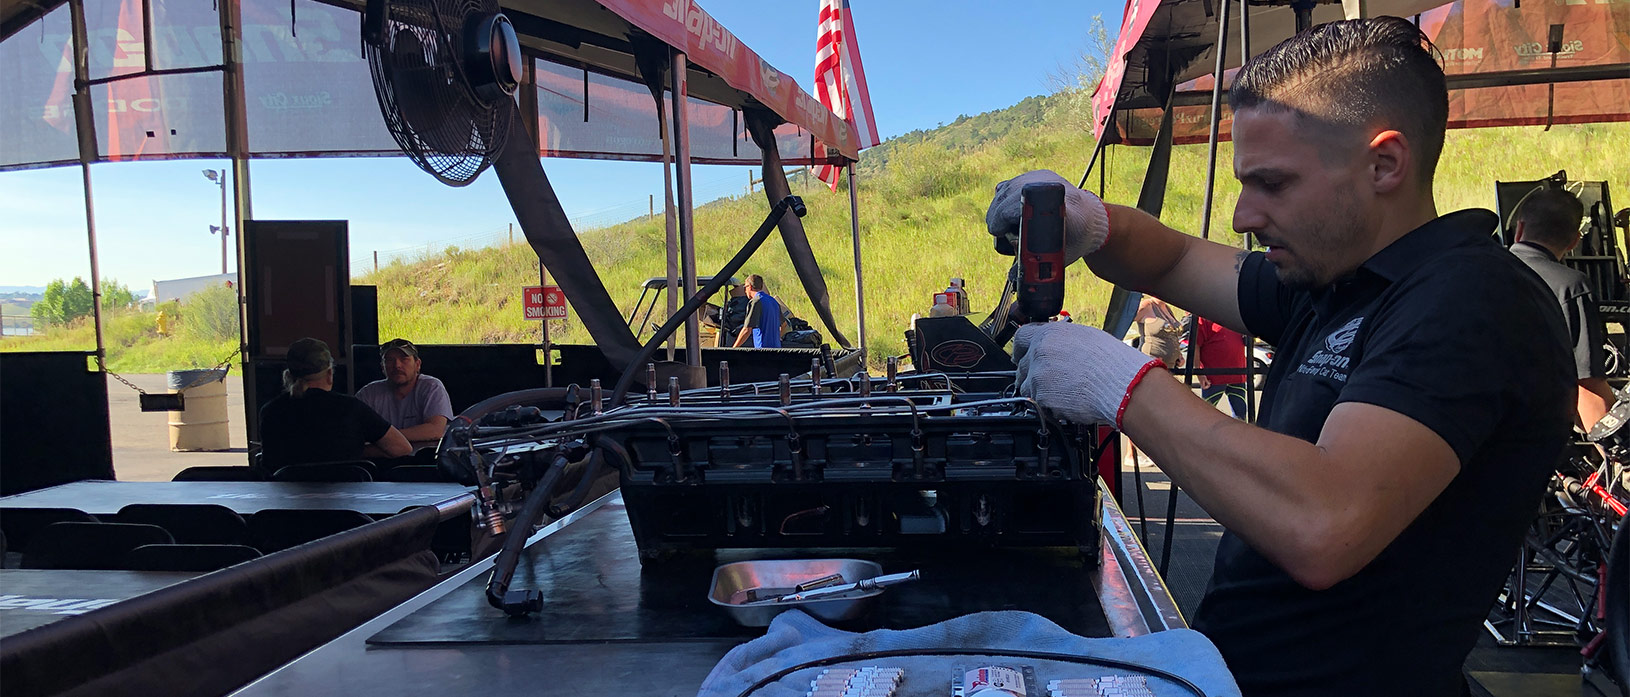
[523, 285, 566, 320]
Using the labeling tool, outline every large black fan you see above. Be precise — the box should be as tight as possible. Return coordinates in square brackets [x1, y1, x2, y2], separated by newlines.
[360, 0, 644, 370]
[362, 0, 520, 185]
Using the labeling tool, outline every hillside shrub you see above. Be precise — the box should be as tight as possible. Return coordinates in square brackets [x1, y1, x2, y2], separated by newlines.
[180, 284, 240, 343]
[885, 140, 973, 201]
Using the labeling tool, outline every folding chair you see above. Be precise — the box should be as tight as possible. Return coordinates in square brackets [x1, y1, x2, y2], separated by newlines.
[0, 508, 99, 553]
[247, 509, 377, 553]
[172, 466, 264, 482]
[124, 543, 262, 572]
[22, 522, 174, 570]
[116, 504, 250, 545]
[270, 461, 375, 483]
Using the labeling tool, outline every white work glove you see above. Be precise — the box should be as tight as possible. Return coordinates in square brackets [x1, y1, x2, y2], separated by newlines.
[1013, 322, 1164, 429]
[985, 170, 1111, 265]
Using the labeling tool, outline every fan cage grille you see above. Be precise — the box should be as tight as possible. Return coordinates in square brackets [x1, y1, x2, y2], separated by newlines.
[366, 0, 514, 186]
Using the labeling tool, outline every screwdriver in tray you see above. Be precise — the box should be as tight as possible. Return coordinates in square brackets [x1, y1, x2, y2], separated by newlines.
[742, 570, 921, 605]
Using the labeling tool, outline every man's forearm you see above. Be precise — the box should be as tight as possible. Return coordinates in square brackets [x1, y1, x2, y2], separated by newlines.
[732, 329, 750, 347]
[1119, 370, 1458, 589]
[400, 421, 446, 442]
[1578, 378, 1614, 429]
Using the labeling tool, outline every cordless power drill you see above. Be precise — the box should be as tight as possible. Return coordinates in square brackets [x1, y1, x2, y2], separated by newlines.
[1016, 182, 1067, 322]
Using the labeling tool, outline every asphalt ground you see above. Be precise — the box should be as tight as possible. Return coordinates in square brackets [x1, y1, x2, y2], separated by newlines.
[104, 373, 251, 481]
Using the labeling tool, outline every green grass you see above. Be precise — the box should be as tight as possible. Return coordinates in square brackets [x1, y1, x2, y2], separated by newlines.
[361, 96, 1630, 365]
[7, 90, 1627, 372]
[0, 309, 237, 374]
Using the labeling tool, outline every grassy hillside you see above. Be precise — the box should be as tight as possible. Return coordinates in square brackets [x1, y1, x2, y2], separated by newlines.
[0, 308, 236, 374]
[7, 88, 1627, 373]
[363, 92, 1630, 364]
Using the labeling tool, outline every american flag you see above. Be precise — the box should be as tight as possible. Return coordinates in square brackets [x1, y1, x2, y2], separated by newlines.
[814, 0, 880, 190]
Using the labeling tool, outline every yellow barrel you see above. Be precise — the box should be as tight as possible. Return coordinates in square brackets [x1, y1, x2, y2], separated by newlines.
[168, 369, 230, 451]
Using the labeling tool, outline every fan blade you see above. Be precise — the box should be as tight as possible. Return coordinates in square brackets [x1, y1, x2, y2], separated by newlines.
[745, 112, 852, 349]
[491, 108, 643, 376]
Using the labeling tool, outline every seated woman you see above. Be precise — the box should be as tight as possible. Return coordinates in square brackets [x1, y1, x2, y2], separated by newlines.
[257, 337, 411, 475]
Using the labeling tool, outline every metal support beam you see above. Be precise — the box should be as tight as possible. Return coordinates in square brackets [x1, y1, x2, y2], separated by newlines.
[671, 52, 701, 373]
[67, 0, 106, 373]
[1100, 97, 1175, 339]
[221, 0, 255, 444]
[846, 163, 867, 359]
[1240, 0, 1258, 423]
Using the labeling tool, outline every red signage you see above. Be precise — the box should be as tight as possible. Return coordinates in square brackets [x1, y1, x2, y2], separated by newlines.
[523, 285, 566, 321]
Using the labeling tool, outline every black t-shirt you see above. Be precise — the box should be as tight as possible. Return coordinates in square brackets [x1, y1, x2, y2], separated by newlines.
[258, 388, 392, 474]
[1510, 241, 1607, 380]
[1191, 210, 1573, 696]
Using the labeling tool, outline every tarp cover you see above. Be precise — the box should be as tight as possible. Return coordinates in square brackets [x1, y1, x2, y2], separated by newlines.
[0, 0, 845, 171]
[1093, 0, 1630, 146]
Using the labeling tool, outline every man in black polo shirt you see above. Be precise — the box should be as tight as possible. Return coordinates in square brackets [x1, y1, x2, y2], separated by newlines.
[987, 18, 1572, 696]
[1509, 187, 1615, 428]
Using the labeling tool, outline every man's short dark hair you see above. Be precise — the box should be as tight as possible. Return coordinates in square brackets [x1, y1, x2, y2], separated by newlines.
[1514, 187, 1585, 250]
[1230, 16, 1448, 182]
[746, 274, 766, 291]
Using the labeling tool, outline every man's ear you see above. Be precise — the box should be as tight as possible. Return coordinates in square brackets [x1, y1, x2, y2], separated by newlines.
[1367, 129, 1411, 195]
[1513, 220, 1526, 244]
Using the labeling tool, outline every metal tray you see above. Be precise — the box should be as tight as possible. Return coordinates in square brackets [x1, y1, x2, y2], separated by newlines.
[708, 559, 884, 627]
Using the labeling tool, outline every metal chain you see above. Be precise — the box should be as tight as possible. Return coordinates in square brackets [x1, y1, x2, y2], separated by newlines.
[99, 344, 245, 395]
[102, 361, 150, 394]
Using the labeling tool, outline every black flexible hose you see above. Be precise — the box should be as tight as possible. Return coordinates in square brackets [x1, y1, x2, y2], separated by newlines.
[484, 452, 568, 615]
[609, 195, 805, 408]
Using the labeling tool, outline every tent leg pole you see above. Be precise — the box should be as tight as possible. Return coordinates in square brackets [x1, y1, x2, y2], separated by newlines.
[846, 163, 867, 363]
[1101, 94, 1175, 338]
[671, 51, 702, 377]
[218, 0, 255, 442]
[1241, 0, 1259, 422]
[657, 74, 678, 363]
[67, 0, 106, 371]
[1197, 0, 1231, 244]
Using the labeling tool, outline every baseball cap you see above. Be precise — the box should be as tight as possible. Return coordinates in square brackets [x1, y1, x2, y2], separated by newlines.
[380, 338, 419, 359]
[285, 337, 333, 378]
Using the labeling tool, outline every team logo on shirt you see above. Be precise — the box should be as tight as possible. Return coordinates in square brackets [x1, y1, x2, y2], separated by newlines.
[1298, 316, 1364, 383]
[1324, 316, 1364, 354]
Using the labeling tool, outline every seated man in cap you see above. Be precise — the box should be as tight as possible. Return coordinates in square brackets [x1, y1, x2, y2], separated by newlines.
[258, 337, 412, 475]
[356, 338, 455, 444]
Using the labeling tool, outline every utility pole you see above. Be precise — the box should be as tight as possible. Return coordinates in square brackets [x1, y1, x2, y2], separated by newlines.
[203, 169, 229, 275]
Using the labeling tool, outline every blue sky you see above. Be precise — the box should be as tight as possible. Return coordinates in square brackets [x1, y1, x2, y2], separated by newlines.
[0, 0, 1115, 289]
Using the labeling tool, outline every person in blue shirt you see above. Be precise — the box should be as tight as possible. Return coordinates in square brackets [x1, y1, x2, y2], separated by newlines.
[731, 274, 783, 348]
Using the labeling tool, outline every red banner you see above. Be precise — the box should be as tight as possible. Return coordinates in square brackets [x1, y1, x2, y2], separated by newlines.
[603, 0, 861, 161]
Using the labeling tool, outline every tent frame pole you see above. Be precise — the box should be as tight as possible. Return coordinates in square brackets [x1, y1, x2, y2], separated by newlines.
[219, 0, 256, 441]
[671, 52, 701, 374]
[1240, 0, 1258, 423]
[656, 53, 679, 362]
[846, 162, 867, 361]
[67, 0, 106, 372]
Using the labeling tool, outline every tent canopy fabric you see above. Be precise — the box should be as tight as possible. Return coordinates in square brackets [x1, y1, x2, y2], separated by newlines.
[1091, 0, 1630, 146]
[0, 0, 859, 171]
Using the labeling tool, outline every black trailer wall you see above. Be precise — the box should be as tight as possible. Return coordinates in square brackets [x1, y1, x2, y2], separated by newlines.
[0, 351, 114, 495]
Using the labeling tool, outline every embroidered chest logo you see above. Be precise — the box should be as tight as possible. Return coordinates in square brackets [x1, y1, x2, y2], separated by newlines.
[1298, 316, 1364, 383]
